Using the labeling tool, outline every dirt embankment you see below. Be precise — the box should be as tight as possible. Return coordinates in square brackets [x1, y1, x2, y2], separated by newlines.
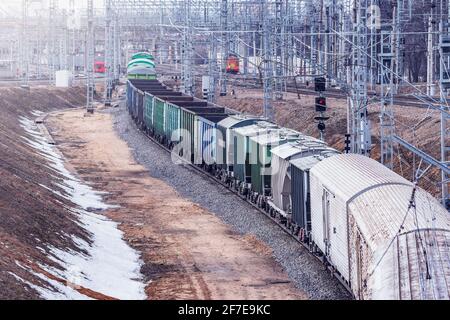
[0, 86, 86, 299]
[213, 87, 443, 198]
[47, 108, 306, 300]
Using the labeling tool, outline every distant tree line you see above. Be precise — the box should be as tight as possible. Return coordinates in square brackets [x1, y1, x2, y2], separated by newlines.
[379, 0, 446, 83]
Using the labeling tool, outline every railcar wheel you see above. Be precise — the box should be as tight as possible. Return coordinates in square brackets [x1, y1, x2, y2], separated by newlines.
[270, 208, 275, 218]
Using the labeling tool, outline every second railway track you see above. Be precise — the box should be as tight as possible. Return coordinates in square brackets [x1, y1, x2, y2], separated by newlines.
[157, 64, 443, 110]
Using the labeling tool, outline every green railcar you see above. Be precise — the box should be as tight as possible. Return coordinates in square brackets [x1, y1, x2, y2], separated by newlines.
[249, 130, 301, 195]
[217, 115, 261, 171]
[165, 102, 180, 146]
[233, 133, 251, 183]
[232, 122, 279, 184]
[144, 93, 154, 130]
[180, 108, 196, 162]
[153, 98, 166, 138]
[249, 138, 273, 195]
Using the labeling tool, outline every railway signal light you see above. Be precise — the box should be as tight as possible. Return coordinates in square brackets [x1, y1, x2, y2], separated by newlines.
[314, 115, 330, 139]
[314, 77, 326, 92]
[315, 97, 327, 112]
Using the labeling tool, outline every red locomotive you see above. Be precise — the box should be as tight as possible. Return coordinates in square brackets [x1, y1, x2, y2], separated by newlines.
[225, 54, 239, 74]
[94, 61, 106, 73]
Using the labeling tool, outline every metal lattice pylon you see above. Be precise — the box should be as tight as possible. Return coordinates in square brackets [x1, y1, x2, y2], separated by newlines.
[350, 0, 371, 155]
[379, 30, 395, 170]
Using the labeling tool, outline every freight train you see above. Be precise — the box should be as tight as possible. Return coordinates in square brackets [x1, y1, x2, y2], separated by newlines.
[126, 78, 450, 300]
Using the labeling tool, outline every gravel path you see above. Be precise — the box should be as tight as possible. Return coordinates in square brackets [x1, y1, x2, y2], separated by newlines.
[109, 102, 352, 300]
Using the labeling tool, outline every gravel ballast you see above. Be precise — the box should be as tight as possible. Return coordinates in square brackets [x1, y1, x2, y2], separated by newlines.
[109, 102, 352, 300]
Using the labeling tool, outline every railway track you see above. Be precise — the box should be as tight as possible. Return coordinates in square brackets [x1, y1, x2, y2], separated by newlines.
[225, 75, 445, 110]
[124, 97, 354, 297]
[157, 64, 444, 110]
[0, 76, 105, 87]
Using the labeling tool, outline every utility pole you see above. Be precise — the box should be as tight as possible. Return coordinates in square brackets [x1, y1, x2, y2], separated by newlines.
[427, 12, 435, 96]
[285, 2, 294, 80]
[379, 30, 395, 169]
[86, 0, 95, 113]
[349, 0, 371, 155]
[310, 2, 318, 76]
[262, 0, 274, 120]
[274, 0, 283, 100]
[242, 3, 249, 77]
[368, 0, 379, 90]
[70, 0, 76, 75]
[48, 0, 57, 84]
[104, 0, 113, 106]
[208, 31, 217, 102]
[20, 0, 29, 86]
[439, 16, 450, 208]
[174, 40, 179, 71]
[181, 0, 194, 96]
[159, 2, 165, 65]
[220, 0, 228, 96]
[36, 7, 43, 80]
[394, 0, 404, 92]
[113, 15, 120, 83]
[61, 9, 68, 71]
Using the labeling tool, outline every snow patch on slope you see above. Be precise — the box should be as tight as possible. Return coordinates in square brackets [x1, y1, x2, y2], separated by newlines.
[19, 113, 146, 300]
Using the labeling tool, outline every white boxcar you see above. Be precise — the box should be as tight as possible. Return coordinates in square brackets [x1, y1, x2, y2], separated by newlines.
[310, 154, 450, 299]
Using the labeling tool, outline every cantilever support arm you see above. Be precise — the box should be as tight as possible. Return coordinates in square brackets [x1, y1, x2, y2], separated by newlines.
[392, 135, 450, 175]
